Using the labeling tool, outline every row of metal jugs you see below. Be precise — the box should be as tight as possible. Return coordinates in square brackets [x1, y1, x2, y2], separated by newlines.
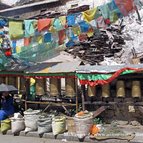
[88, 80, 142, 98]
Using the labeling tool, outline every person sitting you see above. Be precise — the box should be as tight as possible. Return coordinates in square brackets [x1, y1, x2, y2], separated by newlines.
[0, 92, 15, 121]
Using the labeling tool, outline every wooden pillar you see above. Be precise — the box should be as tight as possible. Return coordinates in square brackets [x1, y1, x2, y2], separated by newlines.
[25, 78, 30, 110]
[81, 85, 86, 111]
[20, 77, 26, 93]
[75, 79, 78, 113]
[5, 76, 8, 84]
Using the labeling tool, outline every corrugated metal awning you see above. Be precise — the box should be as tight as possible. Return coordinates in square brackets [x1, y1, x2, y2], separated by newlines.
[76, 64, 143, 74]
[25, 61, 82, 74]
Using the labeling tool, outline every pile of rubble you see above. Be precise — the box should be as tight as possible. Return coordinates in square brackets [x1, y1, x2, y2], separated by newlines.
[65, 8, 143, 65]
[65, 24, 125, 65]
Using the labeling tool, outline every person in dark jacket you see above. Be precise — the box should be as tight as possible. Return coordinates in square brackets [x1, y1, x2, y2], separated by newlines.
[0, 92, 15, 120]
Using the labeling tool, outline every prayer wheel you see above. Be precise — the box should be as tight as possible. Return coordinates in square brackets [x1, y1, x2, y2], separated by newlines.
[50, 78, 61, 97]
[65, 78, 76, 97]
[132, 81, 141, 98]
[20, 77, 26, 92]
[102, 84, 110, 98]
[116, 80, 125, 98]
[7, 76, 18, 88]
[36, 79, 46, 96]
[88, 86, 95, 97]
[0, 77, 6, 84]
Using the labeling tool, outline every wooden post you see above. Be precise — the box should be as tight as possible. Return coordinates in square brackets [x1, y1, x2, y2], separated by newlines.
[25, 78, 30, 110]
[81, 85, 86, 111]
[75, 79, 78, 113]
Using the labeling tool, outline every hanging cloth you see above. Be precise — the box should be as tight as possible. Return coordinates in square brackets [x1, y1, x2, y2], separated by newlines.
[58, 29, 66, 45]
[72, 25, 81, 36]
[16, 38, 24, 53]
[24, 37, 31, 46]
[38, 18, 51, 32]
[24, 20, 37, 37]
[59, 16, 66, 27]
[9, 20, 24, 39]
[87, 27, 94, 37]
[12, 41, 16, 54]
[107, 0, 122, 18]
[114, 0, 136, 16]
[53, 18, 63, 31]
[36, 35, 43, 44]
[67, 13, 81, 26]
[0, 19, 7, 27]
[44, 33, 52, 43]
[78, 21, 90, 33]
[96, 16, 106, 29]
[98, 4, 110, 19]
[82, 8, 97, 23]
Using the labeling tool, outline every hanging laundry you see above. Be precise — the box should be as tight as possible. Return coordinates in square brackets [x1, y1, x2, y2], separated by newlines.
[96, 16, 107, 29]
[9, 20, 24, 39]
[58, 29, 66, 45]
[72, 25, 81, 36]
[59, 16, 66, 27]
[79, 21, 90, 33]
[44, 33, 52, 43]
[24, 37, 31, 46]
[38, 18, 51, 32]
[98, 4, 110, 19]
[53, 18, 63, 31]
[82, 8, 97, 23]
[114, 0, 136, 16]
[24, 20, 37, 37]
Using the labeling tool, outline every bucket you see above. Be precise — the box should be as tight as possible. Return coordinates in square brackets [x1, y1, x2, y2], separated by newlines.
[24, 110, 41, 132]
[52, 116, 66, 136]
[74, 112, 93, 139]
[66, 117, 76, 133]
[38, 115, 52, 135]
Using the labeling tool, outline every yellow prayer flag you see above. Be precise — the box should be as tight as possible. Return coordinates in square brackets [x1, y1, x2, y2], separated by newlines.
[82, 8, 97, 23]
